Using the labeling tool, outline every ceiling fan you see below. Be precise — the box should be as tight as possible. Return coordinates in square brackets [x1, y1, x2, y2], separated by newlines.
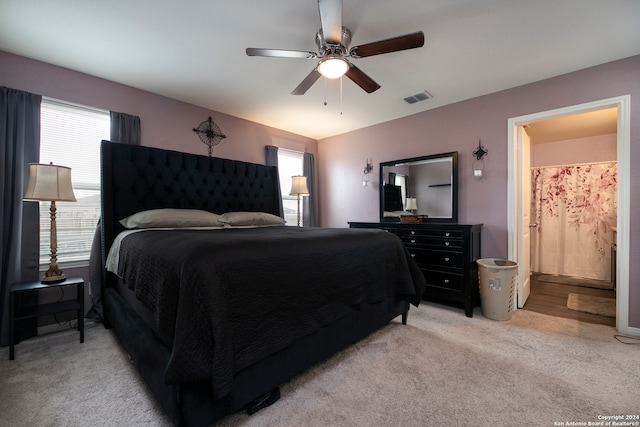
[246, 0, 425, 95]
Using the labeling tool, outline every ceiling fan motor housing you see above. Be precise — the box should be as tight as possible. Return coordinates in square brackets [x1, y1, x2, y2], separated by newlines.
[316, 26, 352, 56]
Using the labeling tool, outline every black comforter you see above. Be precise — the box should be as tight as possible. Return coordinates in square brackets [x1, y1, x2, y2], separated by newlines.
[115, 226, 425, 398]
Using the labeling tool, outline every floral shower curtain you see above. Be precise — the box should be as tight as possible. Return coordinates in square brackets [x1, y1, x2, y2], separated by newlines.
[531, 162, 617, 281]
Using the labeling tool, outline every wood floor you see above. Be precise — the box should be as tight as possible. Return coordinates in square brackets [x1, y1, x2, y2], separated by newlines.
[521, 274, 616, 326]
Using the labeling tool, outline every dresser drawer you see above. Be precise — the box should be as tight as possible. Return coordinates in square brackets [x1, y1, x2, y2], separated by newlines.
[375, 226, 399, 235]
[349, 222, 399, 235]
[402, 228, 463, 239]
[402, 236, 463, 250]
[406, 248, 463, 270]
[410, 249, 463, 270]
[423, 269, 464, 292]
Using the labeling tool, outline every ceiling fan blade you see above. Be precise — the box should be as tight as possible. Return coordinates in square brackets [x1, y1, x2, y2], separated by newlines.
[292, 69, 322, 95]
[349, 31, 425, 58]
[345, 65, 381, 93]
[318, 0, 342, 44]
[246, 48, 317, 59]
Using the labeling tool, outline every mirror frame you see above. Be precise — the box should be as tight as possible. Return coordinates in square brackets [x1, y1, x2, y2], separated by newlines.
[379, 151, 458, 223]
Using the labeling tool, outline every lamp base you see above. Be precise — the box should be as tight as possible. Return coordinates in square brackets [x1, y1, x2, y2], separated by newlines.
[41, 266, 66, 284]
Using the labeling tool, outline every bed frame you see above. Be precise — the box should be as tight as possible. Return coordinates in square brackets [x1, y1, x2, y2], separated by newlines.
[99, 141, 410, 426]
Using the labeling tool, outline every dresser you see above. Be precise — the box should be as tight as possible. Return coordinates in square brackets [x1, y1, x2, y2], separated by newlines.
[349, 222, 482, 317]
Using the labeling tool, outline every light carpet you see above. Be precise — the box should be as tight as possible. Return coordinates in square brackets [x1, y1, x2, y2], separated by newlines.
[1, 302, 638, 427]
[567, 293, 616, 317]
[537, 274, 613, 290]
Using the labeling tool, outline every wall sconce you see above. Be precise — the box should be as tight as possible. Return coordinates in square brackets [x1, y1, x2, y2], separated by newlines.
[362, 158, 373, 187]
[473, 140, 488, 179]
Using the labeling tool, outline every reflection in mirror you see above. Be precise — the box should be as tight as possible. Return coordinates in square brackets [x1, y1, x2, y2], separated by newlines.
[379, 152, 458, 223]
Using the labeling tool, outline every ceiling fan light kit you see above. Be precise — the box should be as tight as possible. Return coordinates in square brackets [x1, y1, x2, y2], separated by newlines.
[246, 0, 424, 95]
[317, 56, 349, 79]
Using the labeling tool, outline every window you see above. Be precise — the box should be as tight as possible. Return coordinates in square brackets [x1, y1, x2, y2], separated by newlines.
[38, 98, 110, 266]
[394, 174, 408, 210]
[277, 149, 304, 226]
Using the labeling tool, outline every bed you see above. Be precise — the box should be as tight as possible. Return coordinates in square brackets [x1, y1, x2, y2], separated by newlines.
[97, 140, 426, 426]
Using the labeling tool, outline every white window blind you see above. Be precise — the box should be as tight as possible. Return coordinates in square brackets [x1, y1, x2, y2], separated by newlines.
[39, 98, 110, 265]
[277, 149, 304, 226]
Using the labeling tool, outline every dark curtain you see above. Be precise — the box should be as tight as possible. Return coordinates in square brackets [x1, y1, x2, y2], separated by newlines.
[87, 112, 141, 321]
[0, 87, 42, 346]
[264, 145, 284, 218]
[388, 172, 396, 185]
[303, 152, 318, 227]
[403, 175, 410, 207]
[109, 111, 141, 146]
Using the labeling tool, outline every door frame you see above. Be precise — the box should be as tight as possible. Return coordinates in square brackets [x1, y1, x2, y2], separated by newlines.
[516, 125, 531, 308]
[507, 95, 632, 334]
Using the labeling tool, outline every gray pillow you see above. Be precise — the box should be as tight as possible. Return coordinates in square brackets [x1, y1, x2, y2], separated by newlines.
[218, 211, 285, 227]
[119, 208, 223, 229]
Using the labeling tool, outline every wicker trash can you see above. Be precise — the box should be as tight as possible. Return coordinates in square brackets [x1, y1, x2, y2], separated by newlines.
[477, 258, 518, 321]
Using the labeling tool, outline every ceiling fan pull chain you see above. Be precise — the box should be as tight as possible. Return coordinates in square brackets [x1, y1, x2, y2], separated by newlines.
[323, 76, 328, 106]
[340, 76, 343, 115]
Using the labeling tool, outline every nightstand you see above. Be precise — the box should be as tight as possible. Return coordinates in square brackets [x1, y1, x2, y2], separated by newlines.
[9, 276, 84, 360]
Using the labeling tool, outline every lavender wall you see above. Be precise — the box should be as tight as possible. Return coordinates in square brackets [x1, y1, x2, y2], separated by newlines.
[0, 51, 317, 163]
[531, 134, 616, 167]
[318, 55, 640, 328]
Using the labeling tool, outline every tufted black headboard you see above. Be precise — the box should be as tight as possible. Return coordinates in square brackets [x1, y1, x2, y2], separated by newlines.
[99, 140, 282, 282]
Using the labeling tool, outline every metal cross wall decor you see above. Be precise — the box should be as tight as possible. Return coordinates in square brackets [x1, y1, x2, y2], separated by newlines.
[193, 116, 226, 156]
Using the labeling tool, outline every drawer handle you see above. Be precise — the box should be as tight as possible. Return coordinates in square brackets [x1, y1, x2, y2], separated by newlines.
[445, 232, 450, 237]
[411, 239, 416, 244]
[444, 257, 450, 262]
[444, 279, 450, 284]
[445, 242, 450, 246]
[410, 253, 415, 258]
[411, 230, 416, 235]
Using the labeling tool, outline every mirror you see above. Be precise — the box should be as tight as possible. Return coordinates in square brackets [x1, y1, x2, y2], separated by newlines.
[379, 151, 458, 223]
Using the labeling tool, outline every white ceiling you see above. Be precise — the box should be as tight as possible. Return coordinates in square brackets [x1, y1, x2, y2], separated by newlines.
[525, 108, 618, 144]
[1, 0, 639, 140]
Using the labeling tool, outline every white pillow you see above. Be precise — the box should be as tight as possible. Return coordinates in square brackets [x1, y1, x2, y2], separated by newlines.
[218, 211, 285, 227]
[119, 208, 223, 229]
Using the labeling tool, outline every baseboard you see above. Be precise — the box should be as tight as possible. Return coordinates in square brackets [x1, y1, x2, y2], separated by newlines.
[618, 323, 640, 338]
[37, 323, 70, 335]
[38, 318, 94, 336]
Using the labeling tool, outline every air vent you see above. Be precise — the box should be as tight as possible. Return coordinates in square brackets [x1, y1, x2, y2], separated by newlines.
[403, 90, 432, 104]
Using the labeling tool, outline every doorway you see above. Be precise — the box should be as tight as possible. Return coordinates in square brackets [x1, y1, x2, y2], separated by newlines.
[507, 95, 631, 334]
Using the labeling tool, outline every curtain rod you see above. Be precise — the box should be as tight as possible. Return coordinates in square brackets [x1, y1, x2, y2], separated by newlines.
[43, 96, 109, 115]
[277, 147, 305, 155]
[530, 160, 617, 170]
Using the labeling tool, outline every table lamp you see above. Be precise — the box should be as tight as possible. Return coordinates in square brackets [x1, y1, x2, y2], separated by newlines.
[23, 162, 77, 283]
[289, 175, 309, 227]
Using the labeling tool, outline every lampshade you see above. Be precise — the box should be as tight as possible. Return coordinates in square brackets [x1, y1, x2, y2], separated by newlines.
[317, 56, 349, 79]
[24, 163, 77, 202]
[406, 197, 418, 211]
[289, 175, 310, 196]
